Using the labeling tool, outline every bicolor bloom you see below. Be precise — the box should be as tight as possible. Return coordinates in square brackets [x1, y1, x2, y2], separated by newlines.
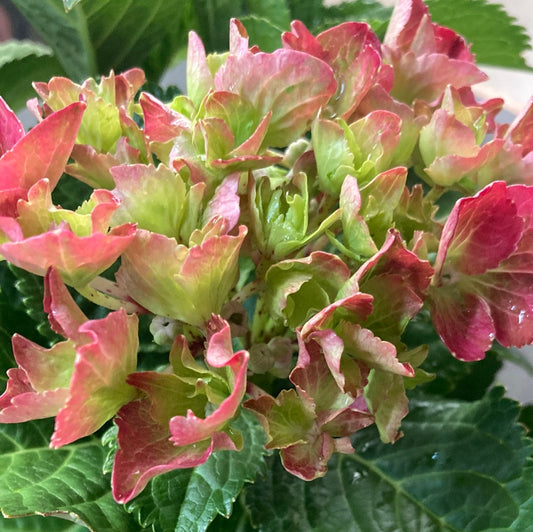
[0, 268, 139, 447]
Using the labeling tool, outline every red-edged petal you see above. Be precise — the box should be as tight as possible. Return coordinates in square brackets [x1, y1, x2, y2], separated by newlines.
[50, 309, 139, 447]
[0, 102, 85, 192]
[112, 397, 213, 503]
[0, 96, 24, 155]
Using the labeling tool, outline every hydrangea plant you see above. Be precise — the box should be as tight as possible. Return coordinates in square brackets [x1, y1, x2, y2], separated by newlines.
[0, 0, 532, 530]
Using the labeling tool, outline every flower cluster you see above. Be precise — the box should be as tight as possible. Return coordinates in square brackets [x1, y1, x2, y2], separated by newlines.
[0, 0, 532, 503]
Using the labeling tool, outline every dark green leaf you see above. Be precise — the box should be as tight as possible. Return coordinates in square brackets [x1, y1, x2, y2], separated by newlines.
[239, 15, 284, 52]
[2, 265, 59, 345]
[208, 495, 252, 531]
[125, 410, 267, 532]
[245, 388, 533, 531]
[11, 0, 95, 80]
[81, 0, 193, 80]
[244, 0, 291, 31]
[192, 0, 245, 52]
[51, 174, 93, 212]
[519, 404, 533, 435]
[285, 0, 323, 30]
[0, 40, 64, 111]
[426, 0, 532, 70]
[0, 419, 141, 532]
[319, 0, 392, 37]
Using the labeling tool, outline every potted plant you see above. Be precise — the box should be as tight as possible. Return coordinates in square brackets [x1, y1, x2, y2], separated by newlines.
[0, 0, 532, 530]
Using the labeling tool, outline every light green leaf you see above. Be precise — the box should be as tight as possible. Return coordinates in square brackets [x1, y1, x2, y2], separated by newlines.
[0, 40, 64, 111]
[0, 420, 141, 531]
[426, 0, 532, 70]
[125, 410, 267, 532]
[0, 513, 87, 531]
[0, 40, 53, 67]
[63, 0, 84, 11]
[245, 388, 533, 531]
[11, 0, 94, 81]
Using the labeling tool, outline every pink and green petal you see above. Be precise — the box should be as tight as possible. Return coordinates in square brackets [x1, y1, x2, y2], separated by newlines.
[51, 308, 139, 447]
[140, 92, 191, 144]
[169, 331, 248, 445]
[430, 287, 495, 361]
[0, 102, 85, 194]
[506, 97, 533, 154]
[265, 251, 351, 326]
[117, 226, 246, 327]
[0, 222, 136, 287]
[433, 181, 523, 278]
[364, 370, 409, 443]
[0, 367, 69, 423]
[186, 31, 215, 109]
[215, 32, 336, 147]
[112, 397, 214, 504]
[111, 163, 194, 239]
[244, 388, 316, 449]
[43, 268, 88, 341]
[431, 182, 533, 359]
[338, 322, 414, 377]
[301, 292, 374, 338]
[11, 332, 76, 392]
[280, 432, 339, 481]
[292, 331, 351, 413]
[383, 0, 485, 103]
[202, 173, 240, 232]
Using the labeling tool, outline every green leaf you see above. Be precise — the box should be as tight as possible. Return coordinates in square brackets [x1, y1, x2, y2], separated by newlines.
[426, 0, 532, 70]
[319, 0, 393, 37]
[0, 513, 87, 531]
[245, 0, 291, 31]
[81, 0, 193, 79]
[285, 0, 323, 30]
[125, 410, 267, 532]
[192, 0, 245, 52]
[0, 40, 64, 111]
[2, 265, 59, 345]
[63, 0, 84, 10]
[239, 15, 284, 53]
[0, 419, 141, 531]
[245, 388, 533, 531]
[11, 0, 95, 80]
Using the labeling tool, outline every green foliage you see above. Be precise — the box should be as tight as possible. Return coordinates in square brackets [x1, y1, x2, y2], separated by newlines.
[0, 265, 59, 345]
[0, 419, 140, 531]
[0, 513, 87, 531]
[11, 0, 94, 81]
[243, 388, 533, 531]
[0, 40, 63, 111]
[124, 410, 267, 532]
[2, 0, 530, 111]
[426, 0, 532, 70]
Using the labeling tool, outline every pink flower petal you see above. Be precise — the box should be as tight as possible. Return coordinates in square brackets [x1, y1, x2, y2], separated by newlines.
[0, 102, 85, 192]
[0, 96, 24, 155]
[51, 308, 139, 447]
